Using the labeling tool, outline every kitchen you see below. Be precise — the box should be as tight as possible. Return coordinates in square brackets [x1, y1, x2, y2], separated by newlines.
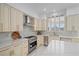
[1, 3, 79, 56]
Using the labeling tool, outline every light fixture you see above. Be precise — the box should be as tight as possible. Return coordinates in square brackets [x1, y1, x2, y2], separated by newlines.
[43, 8, 47, 20]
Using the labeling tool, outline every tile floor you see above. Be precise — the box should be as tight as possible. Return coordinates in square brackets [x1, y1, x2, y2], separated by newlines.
[28, 40, 79, 56]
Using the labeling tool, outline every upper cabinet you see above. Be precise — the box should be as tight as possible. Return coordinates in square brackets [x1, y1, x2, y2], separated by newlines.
[65, 15, 79, 32]
[34, 19, 47, 31]
[0, 4, 23, 32]
[0, 4, 10, 32]
[10, 7, 23, 31]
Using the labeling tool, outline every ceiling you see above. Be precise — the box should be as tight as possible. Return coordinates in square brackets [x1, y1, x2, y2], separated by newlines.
[8, 3, 79, 18]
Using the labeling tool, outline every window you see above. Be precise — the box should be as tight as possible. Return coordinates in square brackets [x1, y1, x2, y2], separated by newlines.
[59, 16, 64, 31]
[48, 16, 64, 31]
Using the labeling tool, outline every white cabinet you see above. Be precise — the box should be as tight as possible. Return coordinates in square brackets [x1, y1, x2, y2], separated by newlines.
[41, 19, 47, 31]
[0, 40, 28, 56]
[10, 45, 23, 56]
[66, 16, 72, 31]
[13, 45, 22, 56]
[37, 35, 44, 48]
[10, 40, 28, 56]
[66, 15, 79, 32]
[34, 19, 41, 31]
[10, 7, 17, 31]
[21, 39, 28, 56]
[0, 4, 23, 32]
[3, 4, 11, 32]
[72, 38, 79, 43]
[34, 19, 47, 31]
[0, 47, 11, 56]
[0, 4, 10, 32]
[10, 7, 23, 31]
[0, 4, 3, 32]
[0, 45, 23, 56]
[17, 10, 23, 31]
[74, 15, 79, 31]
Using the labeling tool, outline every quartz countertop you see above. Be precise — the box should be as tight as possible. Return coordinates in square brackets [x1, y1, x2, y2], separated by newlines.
[0, 38, 28, 49]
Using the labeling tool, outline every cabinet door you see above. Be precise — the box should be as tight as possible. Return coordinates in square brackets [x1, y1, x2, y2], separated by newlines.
[34, 19, 42, 31]
[34, 19, 47, 31]
[11, 7, 23, 32]
[21, 41, 28, 56]
[10, 8, 17, 31]
[16, 10, 23, 31]
[0, 4, 3, 32]
[71, 15, 77, 31]
[74, 15, 79, 31]
[14, 45, 22, 56]
[41, 20, 47, 31]
[3, 4, 11, 32]
[0, 4, 10, 32]
[0, 48, 10, 56]
[34, 19, 38, 30]
[10, 7, 17, 31]
[37, 36, 44, 48]
[66, 16, 72, 31]
[72, 38, 79, 43]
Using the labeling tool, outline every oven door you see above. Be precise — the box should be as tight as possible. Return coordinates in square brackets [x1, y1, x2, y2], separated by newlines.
[28, 40, 37, 53]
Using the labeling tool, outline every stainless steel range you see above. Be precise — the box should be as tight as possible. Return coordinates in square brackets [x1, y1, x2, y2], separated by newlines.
[24, 36, 37, 53]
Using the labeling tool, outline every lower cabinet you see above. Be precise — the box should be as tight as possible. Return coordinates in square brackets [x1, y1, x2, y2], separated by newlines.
[37, 35, 44, 48]
[0, 40, 28, 56]
[10, 40, 28, 56]
[15, 46, 22, 56]
[10, 45, 22, 56]
[21, 40, 28, 56]
[72, 38, 79, 43]
[0, 48, 10, 56]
